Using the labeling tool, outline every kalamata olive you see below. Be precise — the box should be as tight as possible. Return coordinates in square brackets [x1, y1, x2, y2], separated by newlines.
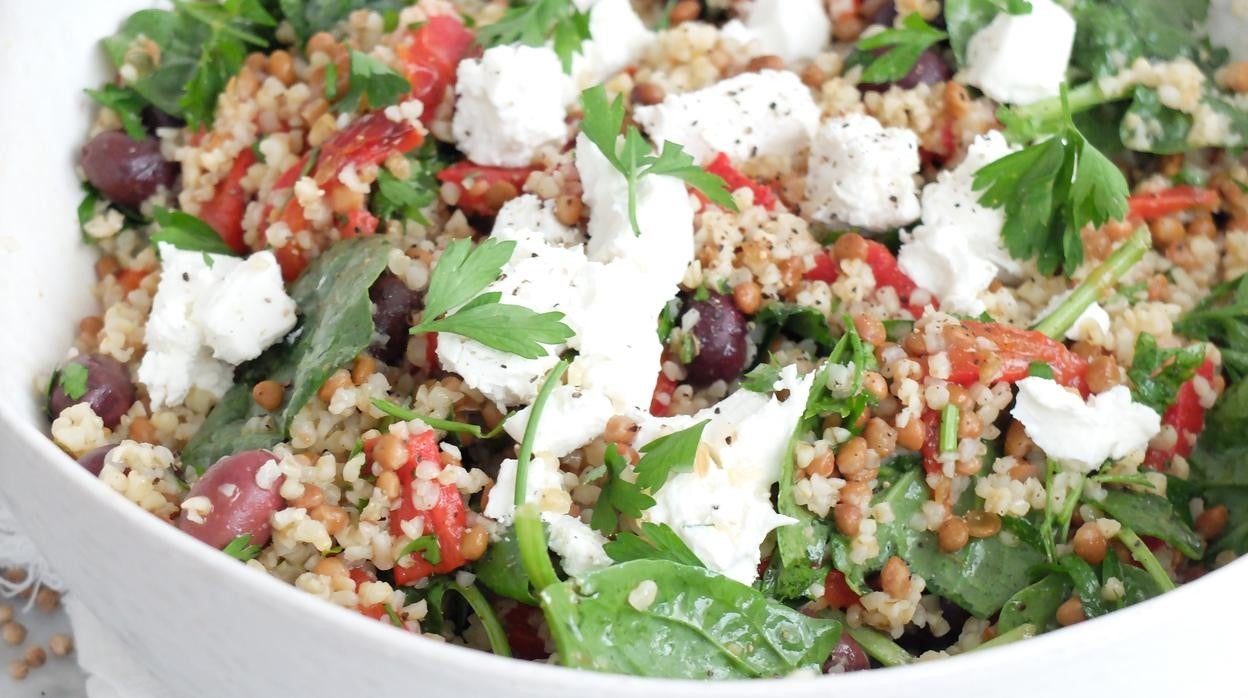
[76, 444, 117, 477]
[140, 106, 184, 133]
[870, 2, 898, 26]
[369, 272, 422, 364]
[685, 293, 749, 386]
[177, 450, 286, 550]
[860, 46, 952, 92]
[824, 634, 870, 673]
[47, 353, 135, 429]
[80, 130, 178, 207]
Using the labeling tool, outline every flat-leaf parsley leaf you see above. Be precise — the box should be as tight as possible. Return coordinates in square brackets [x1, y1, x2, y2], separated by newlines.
[633, 419, 710, 493]
[223, 534, 263, 561]
[57, 364, 90, 401]
[579, 84, 736, 237]
[334, 50, 412, 113]
[150, 207, 237, 256]
[476, 0, 591, 73]
[857, 13, 948, 85]
[1127, 334, 1207, 415]
[590, 444, 656, 534]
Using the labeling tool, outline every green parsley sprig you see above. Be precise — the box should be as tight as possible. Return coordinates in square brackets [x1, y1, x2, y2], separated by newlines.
[85, 85, 148, 141]
[579, 85, 737, 237]
[1175, 274, 1248, 384]
[476, 0, 591, 73]
[973, 85, 1129, 276]
[150, 207, 237, 258]
[334, 50, 412, 114]
[57, 364, 90, 401]
[410, 238, 575, 359]
[633, 419, 710, 493]
[590, 444, 656, 533]
[856, 13, 948, 85]
[222, 533, 262, 561]
[604, 521, 704, 567]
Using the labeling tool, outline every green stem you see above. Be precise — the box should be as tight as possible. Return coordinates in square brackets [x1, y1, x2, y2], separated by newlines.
[846, 625, 913, 667]
[514, 359, 570, 506]
[1041, 459, 1060, 561]
[515, 503, 560, 592]
[1057, 472, 1086, 542]
[370, 398, 509, 439]
[939, 404, 960, 453]
[1116, 525, 1177, 593]
[1033, 225, 1151, 339]
[451, 582, 512, 658]
[1001, 81, 1126, 141]
[969, 623, 1037, 652]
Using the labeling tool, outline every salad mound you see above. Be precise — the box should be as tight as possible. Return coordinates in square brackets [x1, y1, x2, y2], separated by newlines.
[46, 0, 1248, 679]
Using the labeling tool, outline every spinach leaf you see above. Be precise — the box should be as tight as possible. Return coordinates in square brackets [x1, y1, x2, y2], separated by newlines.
[475, 528, 538, 604]
[755, 302, 836, 352]
[997, 574, 1070, 634]
[773, 433, 830, 599]
[1126, 333, 1206, 415]
[604, 522, 704, 568]
[943, 0, 1009, 66]
[1185, 380, 1248, 556]
[278, 0, 409, 43]
[1175, 274, 1248, 385]
[181, 237, 391, 471]
[1056, 554, 1108, 618]
[1098, 490, 1205, 560]
[539, 559, 842, 679]
[1120, 88, 1194, 155]
[899, 520, 1045, 618]
[1068, 0, 1218, 79]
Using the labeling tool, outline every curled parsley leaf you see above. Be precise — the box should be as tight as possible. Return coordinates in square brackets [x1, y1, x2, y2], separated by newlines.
[973, 85, 1129, 276]
[579, 84, 736, 237]
[476, 0, 591, 73]
[856, 13, 948, 85]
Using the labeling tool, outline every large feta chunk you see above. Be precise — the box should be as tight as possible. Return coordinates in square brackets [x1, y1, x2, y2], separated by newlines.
[452, 45, 569, 167]
[195, 251, 297, 364]
[569, 0, 654, 93]
[898, 132, 1017, 314]
[1011, 377, 1161, 472]
[639, 365, 814, 583]
[804, 114, 921, 231]
[962, 0, 1076, 105]
[633, 70, 820, 164]
[730, 0, 831, 63]
[1210, 0, 1248, 63]
[140, 246, 294, 409]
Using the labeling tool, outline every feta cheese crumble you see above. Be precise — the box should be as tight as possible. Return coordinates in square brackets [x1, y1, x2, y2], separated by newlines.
[139, 245, 296, 409]
[898, 132, 1017, 315]
[804, 114, 921, 232]
[723, 0, 831, 63]
[632, 70, 820, 164]
[1011, 377, 1161, 473]
[638, 365, 814, 584]
[961, 0, 1076, 106]
[452, 44, 570, 167]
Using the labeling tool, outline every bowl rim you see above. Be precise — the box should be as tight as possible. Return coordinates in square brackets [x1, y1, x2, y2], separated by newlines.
[4, 390, 1241, 693]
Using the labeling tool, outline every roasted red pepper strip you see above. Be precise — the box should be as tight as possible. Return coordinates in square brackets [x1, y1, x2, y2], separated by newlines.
[804, 252, 839, 283]
[389, 430, 468, 586]
[397, 16, 475, 124]
[199, 148, 257, 254]
[1127, 186, 1219, 220]
[946, 321, 1088, 391]
[436, 162, 535, 217]
[823, 569, 861, 610]
[919, 408, 943, 475]
[348, 567, 387, 620]
[865, 240, 917, 300]
[339, 207, 379, 238]
[650, 372, 678, 417]
[1144, 359, 1215, 470]
[700, 152, 778, 210]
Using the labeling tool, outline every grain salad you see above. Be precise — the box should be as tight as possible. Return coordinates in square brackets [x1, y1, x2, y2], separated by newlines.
[41, 0, 1248, 679]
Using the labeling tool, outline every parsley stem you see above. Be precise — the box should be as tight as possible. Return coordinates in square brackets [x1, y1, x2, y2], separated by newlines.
[369, 398, 508, 439]
[969, 623, 1037, 653]
[514, 359, 570, 506]
[450, 582, 513, 657]
[515, 503, 560, 592]
[939, 403, 960, 453]
[1000, 81, 1122, 141]
[1115, 524, 1177, 593]
[1032, 225, 1150, 340]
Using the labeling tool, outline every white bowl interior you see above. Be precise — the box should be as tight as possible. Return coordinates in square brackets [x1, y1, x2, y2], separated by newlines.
[0, 2, 1240, 695]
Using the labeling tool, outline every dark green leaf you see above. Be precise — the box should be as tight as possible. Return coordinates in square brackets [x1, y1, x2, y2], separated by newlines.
[774, 432, 830, 599]
[590, 445, 656, 533]
[475, 527, 538, 604]
[85, 86, 148, 140]
[997, 574, 1070, 634]
[1119, 88, 1194, 154]
[371, 144, 443, 224]
[633, 420, 710, 493]
[1056, 554, 1108, 618]
[755, 302, 836, 350]
[1069, 0, 1221, 80]
[1098, 489, 1205, 560]
[604, 522, 704, 568]
[222, 533, 262, 561]
[279, 0, 409, 43]
[1175, 275, 1248, 384]
[856, 13, 948, 84]
[476, 0, 590, 73]
[1127, 333, 1206, 414]
[334, 50, 411, 113]
[741, 363, 782, 393]
[150, 207, 237, 256]
[396, 534, 441, 566]
[539, 559, 842, 678]
[56, 363, 89, 401]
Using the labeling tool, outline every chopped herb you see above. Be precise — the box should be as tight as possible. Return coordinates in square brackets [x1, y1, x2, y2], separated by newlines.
[1027, 361, 1055, 379]
[411, 238, 575, 359]
[656, 298, 681, 343]
[370, 398, 510, 438]
[222, 534, 262, 561]
[856, 13, 949, 85]
[57, 364, 89, 401]
[85, 85, 148, 141]
[1031, 225, 1150, 339]
[149, 207, 237, 256]
[1127, 334, 1206, 414]
[974, 85, 1130, 276]
[1174, 274, 1248, 384]
[475, 0, 591, 73]
[677, 332, 697, 364]
[741, 363, 782, 393]
[323, 61, 339, 101]
[579, 84, 736, 237]
[804, 318, 877, 428]
[579, 463, 607, 484]
[939, 403, 960, 453]
[633, 420, 711, 493]
[590, 444, 657, 534]
[77, 184, 103, 244]
[513, 359, 571, 506]
[335, 50, 411, 113]
[396, 534, 442, 565]
[371, 143, 443, 224]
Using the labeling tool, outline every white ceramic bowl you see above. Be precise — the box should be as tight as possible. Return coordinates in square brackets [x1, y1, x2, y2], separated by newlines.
[0, 3, 1241, 695]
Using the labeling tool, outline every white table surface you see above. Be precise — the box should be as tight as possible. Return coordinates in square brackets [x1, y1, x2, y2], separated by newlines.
[0, 600, 86, 698]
